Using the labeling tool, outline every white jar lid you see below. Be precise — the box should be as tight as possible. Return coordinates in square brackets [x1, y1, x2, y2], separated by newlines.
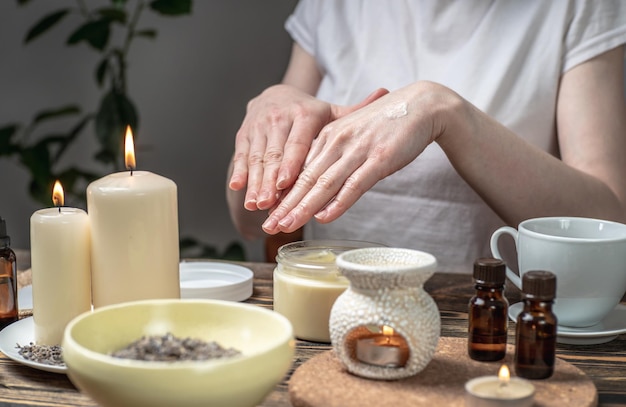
[179, 262, 253, 302]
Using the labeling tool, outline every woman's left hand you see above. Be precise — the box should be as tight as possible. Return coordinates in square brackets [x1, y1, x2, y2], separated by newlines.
[262, 81, 449, 234]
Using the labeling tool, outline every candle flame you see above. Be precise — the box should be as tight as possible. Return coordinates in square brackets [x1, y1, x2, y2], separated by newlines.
[382, 325, 394, 336]
[498, 364, 511, 384]
[124, 125, 136, 171]
[52, 180, 64, 207]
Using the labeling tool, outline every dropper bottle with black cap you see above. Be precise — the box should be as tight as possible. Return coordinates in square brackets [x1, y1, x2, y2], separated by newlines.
[0, 217, 18, 329]
[515, 270, 557, 379]
[468, 258, 509, 361]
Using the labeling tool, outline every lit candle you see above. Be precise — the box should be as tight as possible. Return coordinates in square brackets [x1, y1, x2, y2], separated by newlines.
[86, 126, 180, 308]
[355, 326, 410, 367]
[465, 365, 535, 407]
[30, 181, 92, 345]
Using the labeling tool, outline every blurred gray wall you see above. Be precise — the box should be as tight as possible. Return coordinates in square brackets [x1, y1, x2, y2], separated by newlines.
[0, 1, 296, 261]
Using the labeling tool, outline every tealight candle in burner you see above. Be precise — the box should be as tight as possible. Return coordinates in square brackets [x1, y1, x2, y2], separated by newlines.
[356, 326, 409, 368]
[465, 364, 535, 407]
[330, 248, 440, 380]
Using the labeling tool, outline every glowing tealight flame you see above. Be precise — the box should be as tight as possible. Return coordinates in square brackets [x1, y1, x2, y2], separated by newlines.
[498, 364, 511, 384]
[124, 125, 136, 171]
[52, 180, 64, 207]
[382, 325, 394, 336]
[495, 364, 512, 396]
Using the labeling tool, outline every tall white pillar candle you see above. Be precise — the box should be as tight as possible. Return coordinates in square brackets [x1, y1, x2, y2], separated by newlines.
[86, 170, 180, 307]
[30, 182, 91, 345]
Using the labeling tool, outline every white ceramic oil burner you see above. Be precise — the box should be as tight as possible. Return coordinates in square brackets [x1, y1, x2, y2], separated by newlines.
[329, 247, 440, 380]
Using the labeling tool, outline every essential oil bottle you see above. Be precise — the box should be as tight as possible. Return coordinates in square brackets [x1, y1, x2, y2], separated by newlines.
[0, 217, 18, 329]
[468, 258, 509, 361]
[515, 270, 557, 380]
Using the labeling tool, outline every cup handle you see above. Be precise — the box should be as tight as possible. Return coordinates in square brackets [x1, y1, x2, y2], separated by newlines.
[489, 226, 522, 289]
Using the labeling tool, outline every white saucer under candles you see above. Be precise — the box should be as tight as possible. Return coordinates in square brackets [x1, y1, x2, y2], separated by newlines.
[465, 364, 535, 407]
[87, 126, 180, 308]
[30, 181, 91, 345]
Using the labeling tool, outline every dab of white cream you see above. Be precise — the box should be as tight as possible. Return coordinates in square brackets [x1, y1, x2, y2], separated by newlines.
[385, 101, 408, 119]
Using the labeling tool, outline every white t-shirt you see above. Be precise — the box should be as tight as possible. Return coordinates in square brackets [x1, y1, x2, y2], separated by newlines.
[285, 0, 626, 272]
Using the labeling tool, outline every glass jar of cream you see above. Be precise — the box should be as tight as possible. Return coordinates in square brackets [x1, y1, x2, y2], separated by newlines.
[274, 240, 383, 342]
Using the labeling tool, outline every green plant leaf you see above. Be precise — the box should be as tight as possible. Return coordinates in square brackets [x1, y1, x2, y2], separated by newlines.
[95, 90, 139, 168]
[93, 149, 117, 165]
[134, 29, 157, 40]
[199, 246, 219, 258]
[29, 178, 53, 207]
[221, 242, 246, 261]
[20, 144, 52, 185]
[110, 0, 128, 6]
[97, 7, 127, 24]
[179, 237, 246, 261]
[24, 9, 70, 43]
[179, 236, 199, 250]
[95, 58, 109, 87]
[37, 134, 67, 147]
[53, 114, 94, 162]
[0, 124, 20, 155]
[67, 20, 111, 51]
[33, 105, 81, 124]
[149, 0, 192, 16]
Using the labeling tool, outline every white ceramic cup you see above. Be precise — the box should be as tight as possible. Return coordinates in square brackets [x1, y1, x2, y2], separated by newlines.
[490, 217, 626, 328]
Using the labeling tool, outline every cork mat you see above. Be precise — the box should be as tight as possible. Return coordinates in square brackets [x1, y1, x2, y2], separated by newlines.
[289, 337, 597, 407]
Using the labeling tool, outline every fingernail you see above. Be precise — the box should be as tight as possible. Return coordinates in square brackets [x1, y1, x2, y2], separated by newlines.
[262, 217, 278, 232]
[257, 191, 271, 205]
[228, 176, 240, 190]
[278, 215, 294, 229]
[276, 173, 290, 190]
[314, 208, 328, 220]
[244, 199, 257, 211]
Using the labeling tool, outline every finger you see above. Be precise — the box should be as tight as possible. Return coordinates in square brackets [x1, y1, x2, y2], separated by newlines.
[332, 88, 389, 119]
[228, 126, 252, 191]
[267, 123, 359, 232]
[355, 88, 390, 109]
[302, 125, 330, 171]
[263, 162, 327, 234]
[267, 188, 287, 215]
[313, 159, 382, 223]
[256, 120, 291, 210]
[278, 161, 350, 233]
[266, 152, 364, 234]
[243, 126, 268, 211]
[299, 89, 387, 178]
[276, 116, 326, 191]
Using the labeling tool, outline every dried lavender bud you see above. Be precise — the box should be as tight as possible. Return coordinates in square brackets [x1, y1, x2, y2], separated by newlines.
[110, 332, 242, 362]
[16, 342, 65, 366]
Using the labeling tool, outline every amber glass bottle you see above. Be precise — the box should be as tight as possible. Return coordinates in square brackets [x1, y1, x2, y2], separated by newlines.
[0, 217, 18, 329]
[468, 258, 509, 361]
[515, 270, 557, 379]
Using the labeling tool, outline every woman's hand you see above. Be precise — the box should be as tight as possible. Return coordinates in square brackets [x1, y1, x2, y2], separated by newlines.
[229, 84, 388, 213]
[261, 81, 451, 234]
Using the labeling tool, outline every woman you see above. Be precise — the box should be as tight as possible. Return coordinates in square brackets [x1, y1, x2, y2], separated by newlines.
[227, 1, 626, 272]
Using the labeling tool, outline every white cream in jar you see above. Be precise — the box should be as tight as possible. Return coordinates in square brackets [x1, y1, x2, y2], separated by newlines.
[273, 240, 382, 342]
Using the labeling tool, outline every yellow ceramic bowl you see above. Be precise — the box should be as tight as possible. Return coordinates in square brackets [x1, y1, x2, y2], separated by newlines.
[62, 299, 294, 407]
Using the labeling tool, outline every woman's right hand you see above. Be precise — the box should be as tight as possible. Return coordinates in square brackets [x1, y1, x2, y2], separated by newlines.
[229, 84, 388, 213]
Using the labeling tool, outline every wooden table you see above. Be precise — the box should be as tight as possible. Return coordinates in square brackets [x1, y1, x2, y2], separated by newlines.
[2, 262, 625, 407]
